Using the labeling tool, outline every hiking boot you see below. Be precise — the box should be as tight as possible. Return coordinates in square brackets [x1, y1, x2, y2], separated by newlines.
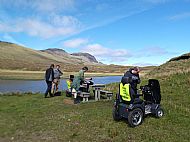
[74, 98, 78, 104]
[76, 97, 80, 104]
[50, 94, 54, 97]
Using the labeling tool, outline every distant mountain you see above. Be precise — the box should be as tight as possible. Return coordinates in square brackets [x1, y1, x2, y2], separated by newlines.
[71, 52, 99, 63]
[40, 48, 69, 56]
[41, 48, 99, 64]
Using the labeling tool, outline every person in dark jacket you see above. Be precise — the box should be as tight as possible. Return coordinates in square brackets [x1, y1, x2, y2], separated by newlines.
[123, 66, 141, 94]
[44, 64, 54, 98]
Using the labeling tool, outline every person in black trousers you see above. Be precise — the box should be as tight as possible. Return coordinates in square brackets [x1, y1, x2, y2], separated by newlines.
[45, 64, 54, 98]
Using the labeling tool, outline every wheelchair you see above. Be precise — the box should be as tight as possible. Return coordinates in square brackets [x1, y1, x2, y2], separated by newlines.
[112, 77, 164, 127]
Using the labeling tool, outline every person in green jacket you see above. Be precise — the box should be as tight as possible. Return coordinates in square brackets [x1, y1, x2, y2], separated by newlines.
[71, 66, 89, 104]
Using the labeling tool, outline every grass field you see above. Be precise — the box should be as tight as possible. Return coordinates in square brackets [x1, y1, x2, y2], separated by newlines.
[0, 69, 150, 80]
[0, 72, 190, 142]
[0, 69, 124, 80]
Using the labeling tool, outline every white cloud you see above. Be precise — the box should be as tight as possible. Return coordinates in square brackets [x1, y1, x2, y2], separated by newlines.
[0, 0, 161, 40]
[0, 0, 80, 38]
[34, 0, 75, 13]
[0, 0, 75, 13]
[82, 44, 109, 56]
[63, 38, 89, 48]
[49, 14, 83, 28]
[132, 62, 159, 67]
[81, 43, 131, 64]
[0, 17, 82, 38]
[168, 12, 190, 21]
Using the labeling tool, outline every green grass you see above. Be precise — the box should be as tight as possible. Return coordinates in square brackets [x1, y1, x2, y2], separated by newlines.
[146, 53, 190, 78]
[0, 73, 190, 142]
[0, 69, 123, 80]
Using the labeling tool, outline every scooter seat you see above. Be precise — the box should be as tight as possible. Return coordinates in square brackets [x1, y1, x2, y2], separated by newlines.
[133, 98, 144, 104]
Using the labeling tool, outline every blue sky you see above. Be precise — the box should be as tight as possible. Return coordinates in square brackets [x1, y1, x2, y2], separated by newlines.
[0, 0, 190, 66]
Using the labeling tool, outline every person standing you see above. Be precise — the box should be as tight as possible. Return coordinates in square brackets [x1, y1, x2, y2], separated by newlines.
[52, 65, 63, 93]
[71, 66, 89, 104]
[45, 64, 54, 98]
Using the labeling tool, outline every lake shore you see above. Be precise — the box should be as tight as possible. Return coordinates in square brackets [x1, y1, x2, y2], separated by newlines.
[0, 69, 124, 80]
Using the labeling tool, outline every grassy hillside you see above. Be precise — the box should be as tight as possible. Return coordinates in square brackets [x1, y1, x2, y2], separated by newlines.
[0, 41, 137, 73]
[0, 42, 56, 70]
[0, 41, 101, 71]
[0, 72, 190, 142]
[146, 53, 190, 78]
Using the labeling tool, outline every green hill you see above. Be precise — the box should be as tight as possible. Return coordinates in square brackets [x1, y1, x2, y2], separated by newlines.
[146, 52, 190, 78]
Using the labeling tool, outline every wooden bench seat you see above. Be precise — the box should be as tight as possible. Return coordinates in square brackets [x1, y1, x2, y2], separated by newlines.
[100, 90, 113, 100]
[79, 92, 90, 102]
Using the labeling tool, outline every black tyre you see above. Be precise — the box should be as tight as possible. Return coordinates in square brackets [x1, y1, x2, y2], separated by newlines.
[155, 108, 164, 118]
[112, 106, 122, 121]
[128, 108, 143, 127]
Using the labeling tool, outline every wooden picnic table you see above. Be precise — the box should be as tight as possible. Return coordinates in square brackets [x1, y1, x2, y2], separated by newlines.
[91, 84, 105, 101]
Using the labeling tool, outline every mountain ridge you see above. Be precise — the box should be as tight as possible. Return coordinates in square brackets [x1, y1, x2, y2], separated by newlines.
[41, 48, 99, 64]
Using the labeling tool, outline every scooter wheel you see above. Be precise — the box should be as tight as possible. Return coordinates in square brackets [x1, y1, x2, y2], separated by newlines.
[155, 108, 164, 118]
[128, 108, 143, 127]
[112, 106, 122, 121]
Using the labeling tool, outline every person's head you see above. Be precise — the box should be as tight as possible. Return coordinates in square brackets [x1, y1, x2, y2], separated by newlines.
[56, 64, 60, 69]
[131, 66, 140, 74]
[70, 75, 74, 82]
[50, 64, 54, 68]
[82, 66, 88, 72]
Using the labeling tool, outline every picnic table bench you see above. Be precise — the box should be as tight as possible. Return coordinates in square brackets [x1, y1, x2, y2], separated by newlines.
[100, 90, 113, 100]
[91, 84, 105, 101]
[79, 92, 90, 102]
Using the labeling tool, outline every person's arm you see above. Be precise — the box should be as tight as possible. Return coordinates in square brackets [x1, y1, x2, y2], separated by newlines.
[58, 69, 63, 76]
[45, 69, 48, 81]
[136, 74, 141, 84]
[78, 70, 84, 81]
[85, 77, 92, 80]
[51, 68, 54, 80]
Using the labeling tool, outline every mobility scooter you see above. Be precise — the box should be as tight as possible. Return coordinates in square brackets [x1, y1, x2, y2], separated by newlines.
[113, 77, 164, 127]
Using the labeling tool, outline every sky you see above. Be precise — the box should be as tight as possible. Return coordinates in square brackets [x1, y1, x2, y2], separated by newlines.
[0, 0, 190, 66]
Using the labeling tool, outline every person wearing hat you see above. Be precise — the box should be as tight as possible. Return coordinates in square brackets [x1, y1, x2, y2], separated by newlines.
[123, 66, 141, 94]
[71, 66, 89, 104]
